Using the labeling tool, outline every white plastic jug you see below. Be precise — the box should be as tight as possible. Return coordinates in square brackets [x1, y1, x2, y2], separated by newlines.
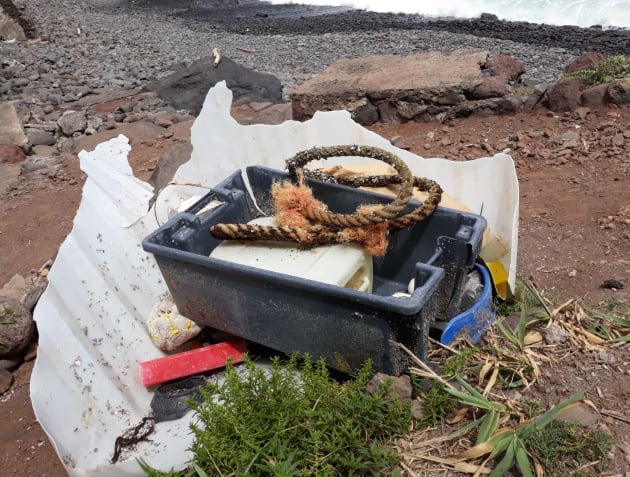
[210, 216, 373, 292]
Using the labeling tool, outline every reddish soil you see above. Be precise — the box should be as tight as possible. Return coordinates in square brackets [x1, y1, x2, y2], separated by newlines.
[1, 103, 628, 475]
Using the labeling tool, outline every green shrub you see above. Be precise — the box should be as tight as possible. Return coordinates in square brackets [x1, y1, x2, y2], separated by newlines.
[142, 354, 411, 476]
[568, 55, 630, 85]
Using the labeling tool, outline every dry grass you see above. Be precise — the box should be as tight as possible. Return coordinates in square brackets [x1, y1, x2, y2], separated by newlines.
[394, 286, 629, 477]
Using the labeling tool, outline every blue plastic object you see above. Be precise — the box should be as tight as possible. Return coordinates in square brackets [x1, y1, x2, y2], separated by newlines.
[440, 263, 495, 345]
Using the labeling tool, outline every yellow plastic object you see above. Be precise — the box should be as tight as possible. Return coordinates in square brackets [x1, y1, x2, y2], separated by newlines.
[484, 260, 509, 300]
[210, 217, 374, 292]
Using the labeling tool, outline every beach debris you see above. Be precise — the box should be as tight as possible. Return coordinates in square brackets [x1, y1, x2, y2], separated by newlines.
[212, 47, 221, 67]
[139, 339, 247, 387]
[146, 295, 201, 351]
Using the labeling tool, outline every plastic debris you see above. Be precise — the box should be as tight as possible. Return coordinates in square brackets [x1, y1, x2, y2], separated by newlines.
[146, 295, 202, 351]
[30, 81, 518, 476]
[139, 339, 247, 387]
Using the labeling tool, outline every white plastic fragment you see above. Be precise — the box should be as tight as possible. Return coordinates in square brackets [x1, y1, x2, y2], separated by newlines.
[31, 81, 519, 477]
[146, 295, 202, 351]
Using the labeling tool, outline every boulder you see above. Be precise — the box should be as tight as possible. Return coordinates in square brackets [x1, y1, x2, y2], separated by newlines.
[144, 55, 283, 116]
[580, 83, 610, 110]
[607, 77, 630, 105]
[486, 53, 526, 81]
[0, 299, 34, 358]
[469, 76, 510, 99]
[292, 50, 490, 124]
[564, 52, 607, 75]
[58, 110, 87, 136]
[547, 77, 585, 112]
[0, 5, 26, 41]
[0, 102, 27, 148]
[27, 128, 56, 147]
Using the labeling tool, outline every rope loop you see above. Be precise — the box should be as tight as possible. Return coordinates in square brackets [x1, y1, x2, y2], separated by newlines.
[210, 145, 443, 255]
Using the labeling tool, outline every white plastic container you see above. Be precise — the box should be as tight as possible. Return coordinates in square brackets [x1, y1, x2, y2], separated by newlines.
[210, 217, 373, 292]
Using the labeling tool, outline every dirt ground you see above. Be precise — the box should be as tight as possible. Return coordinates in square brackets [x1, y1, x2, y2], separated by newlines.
[1, 103, 629, 475]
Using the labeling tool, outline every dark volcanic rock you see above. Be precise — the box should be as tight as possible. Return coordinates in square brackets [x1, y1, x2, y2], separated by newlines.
[167, 4, 630, 56]
[547, 77, 586, 112]
[607, 77, 630, 105]
[0, 299, 34, 358]
[486, 53, 526, 81]
[580, 83, 610, 110]
[143, 55, 283, 116]
[564, 52, 607, 74]
[469, 76, 510, 99]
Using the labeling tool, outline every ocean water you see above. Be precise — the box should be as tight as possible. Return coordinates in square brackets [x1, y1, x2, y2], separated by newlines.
[268, 0, 630, 28]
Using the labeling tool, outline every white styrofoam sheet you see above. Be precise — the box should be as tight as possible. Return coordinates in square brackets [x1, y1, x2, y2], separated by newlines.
[31, 81, 518, 476]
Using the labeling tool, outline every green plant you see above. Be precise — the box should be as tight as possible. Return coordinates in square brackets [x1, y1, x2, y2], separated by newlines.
[0, 305, 16, 325]
[567, 55, 630, 85]
[495, 279, 551, 317]
[419, 347, 476, 427]
[528, 419, 612, 476]
[583, 301, 630, 343]
[142, 354, 411, 476]
[451, 390, 585, 477]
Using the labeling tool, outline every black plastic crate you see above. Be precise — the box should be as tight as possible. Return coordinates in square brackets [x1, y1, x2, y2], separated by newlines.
[142, 166, 486, 375]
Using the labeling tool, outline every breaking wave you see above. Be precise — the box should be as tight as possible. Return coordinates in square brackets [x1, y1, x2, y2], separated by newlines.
[268, 0, 630, 28]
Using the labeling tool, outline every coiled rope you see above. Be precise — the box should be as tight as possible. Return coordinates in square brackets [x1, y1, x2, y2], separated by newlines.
[210, 145, 442, 255]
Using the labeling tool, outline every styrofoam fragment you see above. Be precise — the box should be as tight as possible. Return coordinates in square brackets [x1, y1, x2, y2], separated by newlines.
[146, 295, 202, 351]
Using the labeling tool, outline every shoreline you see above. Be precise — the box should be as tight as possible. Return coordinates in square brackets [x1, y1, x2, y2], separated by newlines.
[128, 0, 630, 56]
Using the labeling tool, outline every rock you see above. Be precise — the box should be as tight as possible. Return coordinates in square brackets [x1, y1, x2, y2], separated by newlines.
[353, 100, 379, 125]
[564, 52, 607, 75]
[0, 144, 25, 164]
[486, 53, 526, 81]
[0, 299, 34, 358]
[366, 372, 412, 401]
[149, 142, 193, 193]
[543, 322, 570, 345]
[0, 102, 28, 148]
[122, 112, 144, 123]
[0, 6, 26, 41]
[27, 128, 56, 147]
[31, 144, 57, 156]
[479, 12, 499, 22]
[580, 83, 610, 110]
[144, 55, 283, 116]
[153, 110, 175, 128]
[115, 102, 134, 114]
[558, 402, 599, 427]
[0, 358, 21, 370]
[573, 107, 591, 120]
[293, 51, 489, 123]
[411, 400, 424, 420]
[58, 110, 87, 136]
[607, 77, 630, 105]
[390, 135, 411, 150]
[601, 278, 625, 289]
[0, 369, 13, 395]
[85, 116, 103, 135]
[547, 77, 585, 112]
[469, 76, 510, 99]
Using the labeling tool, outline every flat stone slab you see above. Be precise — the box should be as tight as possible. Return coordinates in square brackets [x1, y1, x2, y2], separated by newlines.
[292, 50, 528, 124]
[300, 50, 488, 93]
[0, 102, 27, 147]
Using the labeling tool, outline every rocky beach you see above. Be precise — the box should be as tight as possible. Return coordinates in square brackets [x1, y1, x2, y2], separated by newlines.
[1, 1, 629, 476]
